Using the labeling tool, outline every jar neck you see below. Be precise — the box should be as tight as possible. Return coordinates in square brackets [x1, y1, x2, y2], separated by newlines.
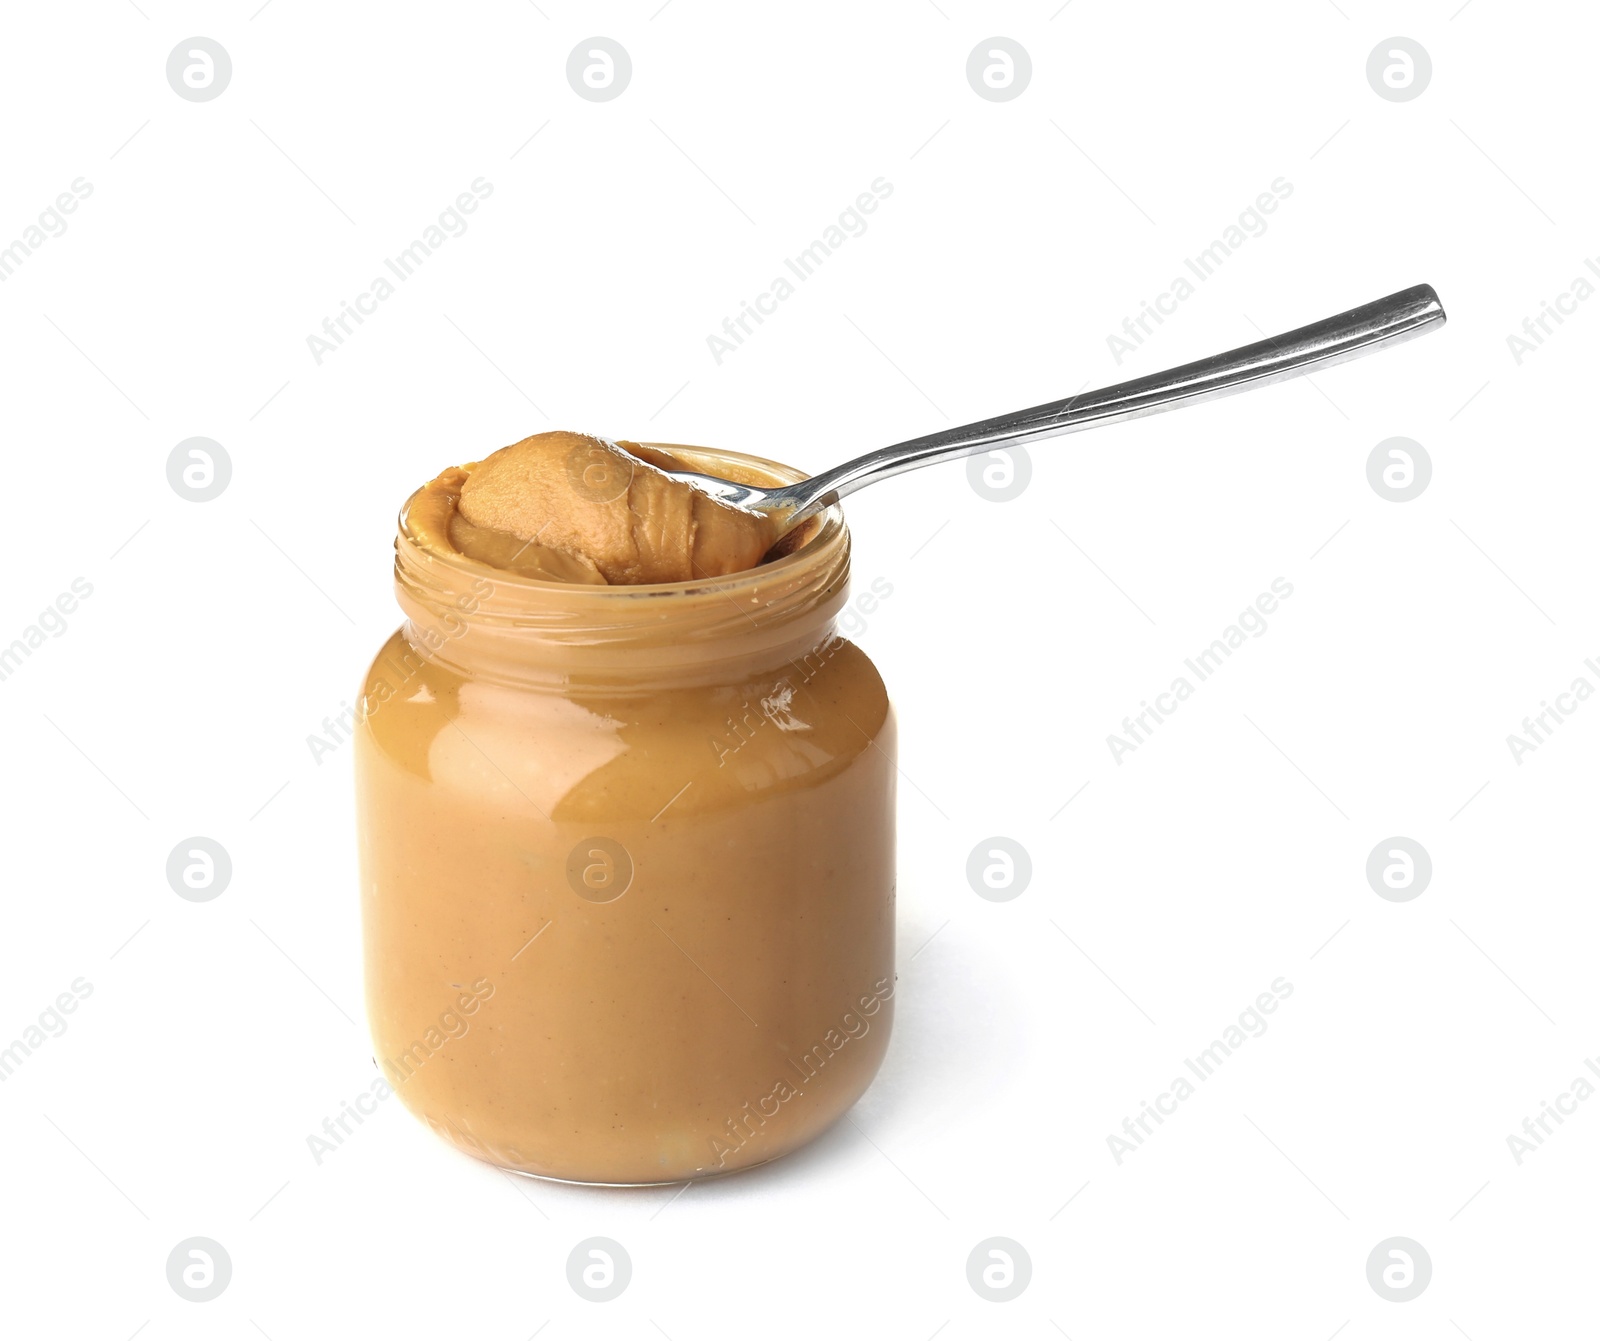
[393, 498, 852, 693]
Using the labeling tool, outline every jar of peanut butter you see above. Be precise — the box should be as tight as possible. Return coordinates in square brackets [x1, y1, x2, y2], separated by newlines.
[356, 436, 896, 1184]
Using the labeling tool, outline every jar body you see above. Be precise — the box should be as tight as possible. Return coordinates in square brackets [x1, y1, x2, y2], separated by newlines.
[355, 620, 895, 1183]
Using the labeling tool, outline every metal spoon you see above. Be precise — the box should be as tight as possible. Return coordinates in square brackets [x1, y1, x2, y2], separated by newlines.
[667, 283, 1446, 537]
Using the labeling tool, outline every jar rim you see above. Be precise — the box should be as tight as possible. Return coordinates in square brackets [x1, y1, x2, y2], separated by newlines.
[391, 443, 852, 679]
[395, 441, 845, 604]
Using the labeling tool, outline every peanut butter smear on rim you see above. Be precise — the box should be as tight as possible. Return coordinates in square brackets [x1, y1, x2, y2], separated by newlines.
[407, 430, 779, 585]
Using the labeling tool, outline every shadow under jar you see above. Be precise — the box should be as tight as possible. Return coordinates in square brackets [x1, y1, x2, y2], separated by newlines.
[355, 444, 897, 1185]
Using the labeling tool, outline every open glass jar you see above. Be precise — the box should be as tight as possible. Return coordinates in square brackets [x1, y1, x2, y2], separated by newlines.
[355, 445, 896, 1184]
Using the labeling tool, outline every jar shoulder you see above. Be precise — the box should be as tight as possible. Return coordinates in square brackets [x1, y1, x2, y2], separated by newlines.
[356, 628, 893, 813]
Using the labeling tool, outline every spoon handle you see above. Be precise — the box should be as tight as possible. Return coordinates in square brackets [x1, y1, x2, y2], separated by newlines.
[788, 283, 1445, 517]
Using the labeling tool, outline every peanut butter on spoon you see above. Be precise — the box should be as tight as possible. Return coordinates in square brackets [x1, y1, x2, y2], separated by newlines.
[448, 431, 776, 585]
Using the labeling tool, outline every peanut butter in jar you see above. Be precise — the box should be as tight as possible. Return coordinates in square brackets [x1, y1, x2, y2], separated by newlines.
[356, 434, 896, 1183]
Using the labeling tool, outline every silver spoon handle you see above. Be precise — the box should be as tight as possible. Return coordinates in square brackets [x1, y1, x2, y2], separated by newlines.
[788, 283, 1445, 517]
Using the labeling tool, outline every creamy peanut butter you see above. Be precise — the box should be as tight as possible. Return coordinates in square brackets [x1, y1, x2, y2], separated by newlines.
[412, 430, 776, 585]
[359, 441, 896, 1184]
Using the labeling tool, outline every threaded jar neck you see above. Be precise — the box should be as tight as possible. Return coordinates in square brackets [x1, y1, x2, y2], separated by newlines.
[391, 444, 852, 691]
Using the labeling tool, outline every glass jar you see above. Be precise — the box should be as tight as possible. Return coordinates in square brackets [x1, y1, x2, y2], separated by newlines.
[355, 444, 896, 1184]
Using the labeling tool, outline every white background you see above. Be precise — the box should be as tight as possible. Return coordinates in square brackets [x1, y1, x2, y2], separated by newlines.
[2, 1, 1596, 1337]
